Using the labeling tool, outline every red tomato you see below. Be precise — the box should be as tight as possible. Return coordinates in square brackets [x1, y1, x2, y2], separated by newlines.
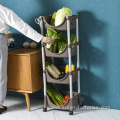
[64, 95, 70, 100]
[60, 104, 64, 106]
[63, 99, 67, 104]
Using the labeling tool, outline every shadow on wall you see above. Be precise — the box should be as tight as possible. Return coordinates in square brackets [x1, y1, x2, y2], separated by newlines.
[80, 69, 104, 106]
[77, 11, 108, 106]
[78, 11, 107, 69]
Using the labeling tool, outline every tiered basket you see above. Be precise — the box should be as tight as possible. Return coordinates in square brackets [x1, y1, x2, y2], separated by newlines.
[43, 42, 78, 58]
[46, 66, 79, 84]
[42, 15, 78, 31]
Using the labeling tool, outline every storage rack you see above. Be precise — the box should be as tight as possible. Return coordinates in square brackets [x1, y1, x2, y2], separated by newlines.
[35, 15, 82, 115]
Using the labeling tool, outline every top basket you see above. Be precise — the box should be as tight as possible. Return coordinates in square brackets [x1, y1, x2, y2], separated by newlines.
[41, 15, 78, 31]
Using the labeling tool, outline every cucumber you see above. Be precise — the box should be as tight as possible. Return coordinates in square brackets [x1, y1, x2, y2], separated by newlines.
[47, 90, 60, 106]
[47, 84, 63, 97]
[47, 88, 64, 102]
[47, 86, 64, 100]
[47, 89, 63, 105]
[47, 83, 65, 105]
[50, 84, 64, 99]
[47, 83, 64, 106]
[47, 83, 64, 100]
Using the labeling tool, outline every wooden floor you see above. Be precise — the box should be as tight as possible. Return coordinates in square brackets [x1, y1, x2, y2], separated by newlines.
[0, 96, 120, 120]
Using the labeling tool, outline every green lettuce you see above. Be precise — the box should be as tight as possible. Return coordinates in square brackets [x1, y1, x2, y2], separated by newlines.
[46, 27, 57, 40]
[58, 38, 67, 53]
[46, 27, 62, 48]
[50, 40, 58, 53]
[46, 28, 77, 53]
[70, 34, 77, 44]
[58, 35, 77, 53]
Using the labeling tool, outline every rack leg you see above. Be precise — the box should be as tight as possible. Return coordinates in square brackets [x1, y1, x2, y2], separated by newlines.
[76, 17, 83, 108]
[43, 71, 47, 111]
[43, 95, 47, 112]
[67, 18, 74, 115]
[42, 46, 47, 110]
[39, 17, 47, 112]
[69, 76, 73, 115]
[76, 17, 83, 109]
[69, 111, 73, 115]
[42, 87, 47, 111]
[76, 18, 80, 93]
[78, 93, 83, 108]
[67, 18, 73, 98]
[69, 98, 73, 115]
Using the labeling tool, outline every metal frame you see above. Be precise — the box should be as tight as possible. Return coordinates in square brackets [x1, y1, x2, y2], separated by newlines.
[36, 17, 47, 109]
[67, 17, 73, 99]
[76, 18, 80, 94]
[35, 15, 81, 114]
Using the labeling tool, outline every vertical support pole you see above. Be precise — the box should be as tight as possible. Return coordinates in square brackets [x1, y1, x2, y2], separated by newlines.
[40, 17, 47, 110]
[76, 16, 83, 108]
[67, 18, 73, 99]
[76, 17, 80, 94]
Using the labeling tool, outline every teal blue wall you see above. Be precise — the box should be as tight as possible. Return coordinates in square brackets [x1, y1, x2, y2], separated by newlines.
[1, 0, 120, 109]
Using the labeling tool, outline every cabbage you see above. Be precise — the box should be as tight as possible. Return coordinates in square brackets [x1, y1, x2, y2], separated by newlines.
[55, 7, 72, 26]
[50, 12, 56, 26]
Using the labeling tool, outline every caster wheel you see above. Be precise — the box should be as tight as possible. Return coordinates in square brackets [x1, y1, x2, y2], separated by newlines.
[79, 104, 83, 108]
[69, 111, 73, 115]
[43, 108, 47, 112]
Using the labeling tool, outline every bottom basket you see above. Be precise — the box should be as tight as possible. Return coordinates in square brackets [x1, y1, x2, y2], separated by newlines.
[47, 91, 79, 110]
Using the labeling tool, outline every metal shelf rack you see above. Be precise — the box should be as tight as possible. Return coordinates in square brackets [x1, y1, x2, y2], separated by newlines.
[35, 15, 82, 115]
